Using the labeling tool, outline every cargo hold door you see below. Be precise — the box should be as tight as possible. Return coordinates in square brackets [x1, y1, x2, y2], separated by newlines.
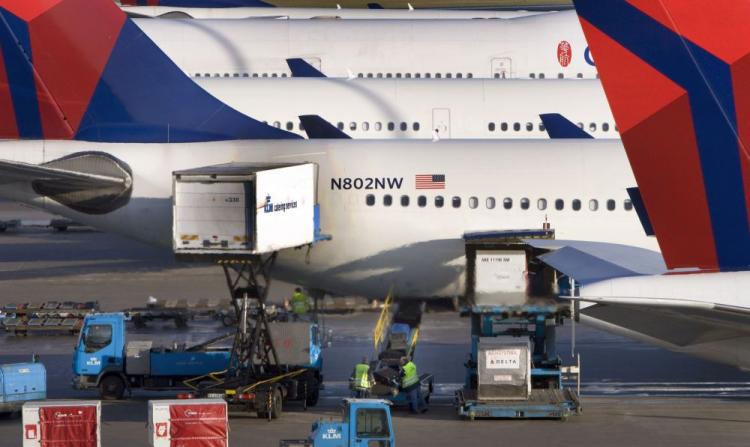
[491, 57, 512, 79]
[432, 108, 451, 139]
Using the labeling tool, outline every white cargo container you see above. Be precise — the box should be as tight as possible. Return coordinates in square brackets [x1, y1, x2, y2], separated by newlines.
[22, 400, 101, 447]
[474, 250, 528, 305]
[148, 399, 228, 447]
[173, 163, 318, 256]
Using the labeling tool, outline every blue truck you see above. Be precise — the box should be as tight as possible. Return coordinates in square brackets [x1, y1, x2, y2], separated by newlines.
[280, 399, 395, 447]
[72, 313, 323, 407]
[0, 360, 46, 413]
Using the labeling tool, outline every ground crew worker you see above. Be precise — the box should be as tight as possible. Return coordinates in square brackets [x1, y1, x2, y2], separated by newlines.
[290, 287, 310, 321]
[400, 357, 426, 414]
[351, 357, 373, 398]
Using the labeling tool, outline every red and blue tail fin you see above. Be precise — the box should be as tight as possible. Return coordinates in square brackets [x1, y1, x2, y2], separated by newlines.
[573, 0, 750, 271]
[0, 0, 298, 142]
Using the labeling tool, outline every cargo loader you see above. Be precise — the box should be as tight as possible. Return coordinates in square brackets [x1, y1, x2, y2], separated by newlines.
[455, 304, 581, 420]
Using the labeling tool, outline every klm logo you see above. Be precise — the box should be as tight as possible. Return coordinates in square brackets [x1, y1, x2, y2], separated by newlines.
[264, 195, 298, 213]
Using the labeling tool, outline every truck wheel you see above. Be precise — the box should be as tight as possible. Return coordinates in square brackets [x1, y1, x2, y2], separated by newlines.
[305, 385, 320, 408]
[271, 388, 283, 419]
[100, 375, 125, 400]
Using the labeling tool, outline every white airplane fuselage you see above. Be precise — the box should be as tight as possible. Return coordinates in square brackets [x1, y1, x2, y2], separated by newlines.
[199, 78, 615, 139]
[0, 139, 653, 299]
[134, 10, 596, 79]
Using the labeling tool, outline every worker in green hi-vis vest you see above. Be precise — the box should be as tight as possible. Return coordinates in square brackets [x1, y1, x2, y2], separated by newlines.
[350, 357, 373, 398]
[400, 356, 427, 414]
[290, 287, 310, 321]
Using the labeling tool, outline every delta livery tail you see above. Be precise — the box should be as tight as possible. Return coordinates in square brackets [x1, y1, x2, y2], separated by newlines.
[0, 0, 298, 142]
[574, 0, 750, 272]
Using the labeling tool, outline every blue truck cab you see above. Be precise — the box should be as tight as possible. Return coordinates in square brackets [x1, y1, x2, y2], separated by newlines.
[0, 361, 46, 413]
[281, 399, 394, 447]
[72, 313, 230, 400]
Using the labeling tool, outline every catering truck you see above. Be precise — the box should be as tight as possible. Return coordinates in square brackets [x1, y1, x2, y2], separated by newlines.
[72, 313, 323, 404]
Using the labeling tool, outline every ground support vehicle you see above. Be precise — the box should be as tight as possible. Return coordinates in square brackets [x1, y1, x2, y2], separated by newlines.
[2, 301, 98, 335]
[0, 360, 45, 413]
[280, 399, 395, 447]
[455, 304, 581, 420]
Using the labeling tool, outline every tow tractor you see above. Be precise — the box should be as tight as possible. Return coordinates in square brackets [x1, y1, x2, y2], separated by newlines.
[368, 294, 433, 407]
[280, 399, 395, 447]
[171, 162, 330, 419]
[454, 304, 581, 420]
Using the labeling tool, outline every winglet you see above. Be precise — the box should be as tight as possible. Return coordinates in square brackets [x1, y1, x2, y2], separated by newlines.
[540, 113, 593, 139]
[286, 58, 326, 78]
[572, 0, 750, 271]
[299, 115, 351, 139]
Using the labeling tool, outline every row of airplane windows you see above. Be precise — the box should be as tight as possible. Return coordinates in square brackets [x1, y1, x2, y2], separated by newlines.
[365, 194, 635, 212]
[264, 119, 616, 134]
[192, 72, 595, 79]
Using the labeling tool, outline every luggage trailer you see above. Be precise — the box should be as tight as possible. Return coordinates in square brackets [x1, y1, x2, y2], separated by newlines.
[455, 304, 582, 420]
[172, 162, 329, 419]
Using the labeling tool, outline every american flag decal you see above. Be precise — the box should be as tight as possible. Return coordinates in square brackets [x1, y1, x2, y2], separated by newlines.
[415, 174, 445, 189]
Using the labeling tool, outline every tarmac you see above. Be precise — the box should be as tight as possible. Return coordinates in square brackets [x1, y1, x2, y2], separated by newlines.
[1, 201, 750, 446]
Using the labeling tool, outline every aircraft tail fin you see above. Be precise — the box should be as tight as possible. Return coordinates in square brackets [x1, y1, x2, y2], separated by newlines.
[573, 0, 750, 271]
[287, 59, 326, 78]
[0, 0, 298, 142]
[539, 113, 593, 139]
[299, 115, 351, 139]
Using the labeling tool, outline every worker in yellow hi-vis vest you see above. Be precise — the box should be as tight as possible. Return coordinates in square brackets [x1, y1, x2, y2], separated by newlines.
[290, 287, 310, 321]
[350, 357, 373, 398]
[400, 356, 426, 413]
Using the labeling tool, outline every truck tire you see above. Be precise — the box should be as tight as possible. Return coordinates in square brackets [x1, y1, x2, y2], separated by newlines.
[271, 388, 283, 419]
[305, 384, 320, 408]
[100, 375, 125, 400]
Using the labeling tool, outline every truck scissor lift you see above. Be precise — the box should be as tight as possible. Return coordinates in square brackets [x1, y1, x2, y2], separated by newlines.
[455, 304, 581, 420]
[172, 162, 330, 420]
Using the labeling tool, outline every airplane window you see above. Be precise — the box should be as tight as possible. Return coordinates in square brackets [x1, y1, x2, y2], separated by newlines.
[252, 73, 259, 78]
[537, 198, 547, 210]
[602, 123, 610, 132]
[272, 73, 279, 78]
[413, 122, 420, 131]
[298, 122, 305, 131]
[337, 122, 344, 130]
[262, 121, 268, 125]
[286, 122, 293, 130]
[273, 121, 281, 128]
[363, 122, 370, 131]
[415, 73, 422, 79]
[577, 73, 583, 79]
[539, 73, 546, 79]
[558, 73, 564, 79]
[367, 73, 373, 78]
[539, 123, 546, 132]
[388, 122, 395, 131]
[503, 198, 513, 210]
[589, 123, 597, 132]
[396, 73, 403, 78]
[205, 73, 211, 77]
[589, 199, 599, 211]
[214, 73, 221, 77]
[435, 196, 444, 208]
[350, 122, 357, 131]
[607, 199, 616, 211]
[375, 122, 383, 131]
[435, 73, 442, 79]
[281, 73, 288, 78]
[452, 196, 461, 208]
[457, 73, 463, 79]
[526, 122, 533, 132]
[233, 73, 240, 78]
[195, 73, 202, 77]
[425, 73, 431, 78]
[418, 196, 427, 207]
[577, 122, 584, 129]
[624, 199, 633, 211]
[400, 122, 407, 131]
[530, 73, 536, 79]
[494, 73, 500, 79]
[383, 195, 393, 207]
[242, 73, 249, 78]
[520, 198, 530, 210]
[401, 195, 410, 207]
[572, 199, 581, 211]
[488, 123, 496, 132]
[405, 73, 412, 79]
[615, 125, 619, 132]
[358, 73, 364, 78]
[555, 199, 564, 210]
[469, 197, 478, 209]
[446, 73, 452, 78]
[224, 73, 230, 77]
[513, 123, 521, 132]
[386, 73, 393, 78]
[486, 197, 496, 209]
[501, 123, 508, 132]
[366, 195, 375, 206]
[377, 73, 383, 78]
